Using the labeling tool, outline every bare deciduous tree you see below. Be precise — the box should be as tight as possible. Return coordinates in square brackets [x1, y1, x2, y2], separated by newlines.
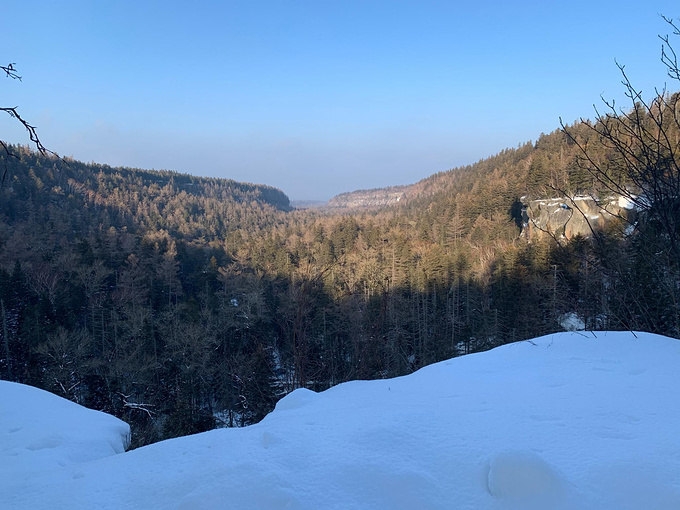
[561, 16, 680, 260]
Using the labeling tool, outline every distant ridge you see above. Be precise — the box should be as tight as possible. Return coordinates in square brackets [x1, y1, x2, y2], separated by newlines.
[326, 185, 409, 209]
[291, 200, 327, 210]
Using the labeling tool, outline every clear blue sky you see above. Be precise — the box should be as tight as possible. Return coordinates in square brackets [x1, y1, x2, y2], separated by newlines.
[2, 1, 679, 200]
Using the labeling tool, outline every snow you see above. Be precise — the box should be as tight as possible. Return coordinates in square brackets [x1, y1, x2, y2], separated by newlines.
[0, 381, 130, 476]
[618, 195, 636, 210]
[559, 312, 586, 331]
[2, 331, 680, 509]
[485, 450, 566, 503]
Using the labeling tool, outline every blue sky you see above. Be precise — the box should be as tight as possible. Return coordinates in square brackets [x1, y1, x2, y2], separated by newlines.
[2, 1, 679, 200]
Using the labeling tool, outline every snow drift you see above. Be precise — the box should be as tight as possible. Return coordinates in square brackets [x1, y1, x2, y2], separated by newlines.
[0, 381, 130, 475]
[1, 331, 679, 509]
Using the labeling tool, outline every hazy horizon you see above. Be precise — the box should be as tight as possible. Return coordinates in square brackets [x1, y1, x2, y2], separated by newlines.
[3, 1, 678, 201]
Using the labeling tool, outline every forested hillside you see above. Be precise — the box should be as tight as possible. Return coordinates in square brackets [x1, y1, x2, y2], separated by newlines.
[1, 75, 679, 446]
[0, 149, 294, 444]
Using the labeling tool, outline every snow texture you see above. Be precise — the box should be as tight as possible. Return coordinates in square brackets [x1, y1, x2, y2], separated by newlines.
[2, 331, 680, 509]
[0, 381, 130, 476]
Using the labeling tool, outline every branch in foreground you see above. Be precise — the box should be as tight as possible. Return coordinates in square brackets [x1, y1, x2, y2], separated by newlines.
[1, 63, 21, 81]
[1, 62, 56, 167]
[0, 106, 48, 154]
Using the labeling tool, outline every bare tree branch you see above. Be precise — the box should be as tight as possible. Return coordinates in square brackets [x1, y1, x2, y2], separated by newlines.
[2, 62, 64, 185]
[561, 15, 680, 261]
[120, 393, 156, 418]
[0, 106, 48, 154]
[1, 63, 21, 81]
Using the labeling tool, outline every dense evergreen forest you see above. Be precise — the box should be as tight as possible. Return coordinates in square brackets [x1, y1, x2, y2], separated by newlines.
[2, 41, 679, 445]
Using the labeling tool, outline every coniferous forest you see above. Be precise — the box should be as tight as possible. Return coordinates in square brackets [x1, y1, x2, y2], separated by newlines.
[2, 29, 680, 447]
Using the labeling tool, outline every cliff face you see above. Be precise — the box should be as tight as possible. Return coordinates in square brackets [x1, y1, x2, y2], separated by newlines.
[326, 186, 407, 209]
[523, 196, 637, 240]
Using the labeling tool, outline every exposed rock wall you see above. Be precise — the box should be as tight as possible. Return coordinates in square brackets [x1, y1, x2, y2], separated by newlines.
[326, 186, 407, 209]
[523, 196, 637, 240]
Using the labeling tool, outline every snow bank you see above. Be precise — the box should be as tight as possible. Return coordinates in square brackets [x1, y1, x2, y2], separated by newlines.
[2, 331, 680, 509]
[0, 381, 130, 476]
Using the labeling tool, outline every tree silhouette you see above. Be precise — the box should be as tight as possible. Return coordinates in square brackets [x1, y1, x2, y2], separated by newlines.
[2, 63, 47, 153]
[561, 16, 680, 259]
[2, 62, 50, 184]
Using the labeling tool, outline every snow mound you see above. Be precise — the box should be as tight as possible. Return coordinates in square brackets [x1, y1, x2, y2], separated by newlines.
[0, 381, 130, 475]
[274, 387, 318, 411]
[2, 331, 680, 509]
[487, 450, 565, 501]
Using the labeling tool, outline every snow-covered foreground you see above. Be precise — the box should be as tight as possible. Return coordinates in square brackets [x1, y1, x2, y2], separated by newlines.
[0, 380, 130, 476]
[2, 331, 680, 509]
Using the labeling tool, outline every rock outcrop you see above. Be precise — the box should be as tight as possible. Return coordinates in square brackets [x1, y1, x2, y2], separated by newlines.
[326, 186, 407, 209]
[522, 195, 637, 240]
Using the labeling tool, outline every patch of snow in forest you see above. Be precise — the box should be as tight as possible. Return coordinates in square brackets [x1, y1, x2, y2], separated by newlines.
[2, 331, 680, 509]
[617, 196, 636, 210]
[559, 313, 586, 331]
